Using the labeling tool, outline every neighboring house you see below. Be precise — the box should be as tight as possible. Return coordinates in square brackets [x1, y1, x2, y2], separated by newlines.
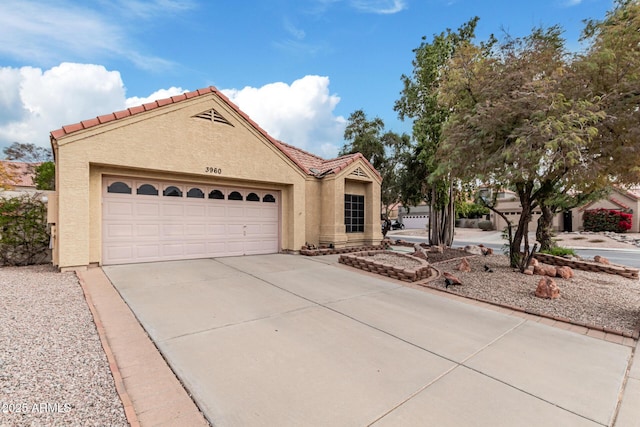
[573, 187, 640, 233]
[0, 161, 39, 197]
[398, 202, 430, 229]
[486, 187, 640, 233]
[48, 87, 383, 271]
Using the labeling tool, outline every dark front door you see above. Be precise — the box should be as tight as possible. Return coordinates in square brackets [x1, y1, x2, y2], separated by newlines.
[563, 211, 573, 232]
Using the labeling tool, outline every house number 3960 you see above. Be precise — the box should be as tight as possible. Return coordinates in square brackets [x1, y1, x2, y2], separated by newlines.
[205, 167, 222, 174]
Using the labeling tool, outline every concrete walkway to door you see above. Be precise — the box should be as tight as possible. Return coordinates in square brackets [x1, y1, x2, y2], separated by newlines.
[98, 254, 639, 426]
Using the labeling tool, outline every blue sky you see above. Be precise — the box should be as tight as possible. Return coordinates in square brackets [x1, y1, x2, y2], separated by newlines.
[0, 0, 613, 158]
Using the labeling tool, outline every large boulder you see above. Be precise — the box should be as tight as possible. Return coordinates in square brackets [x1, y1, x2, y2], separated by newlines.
[535, 277, 560, 299]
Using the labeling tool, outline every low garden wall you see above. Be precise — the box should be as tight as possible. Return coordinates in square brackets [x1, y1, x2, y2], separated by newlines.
[534, 253, 639, 280]
[339, 250, 433, 282]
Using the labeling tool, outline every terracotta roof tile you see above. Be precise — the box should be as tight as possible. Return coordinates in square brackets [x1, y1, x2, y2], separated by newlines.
[128, 105, 145, 114]
[113, 109, 131, 119]
[49, 86, 380, 179]
[98, 113, 116, 124]
[81, 118, 100, 128]
[62, 123, 84, 133]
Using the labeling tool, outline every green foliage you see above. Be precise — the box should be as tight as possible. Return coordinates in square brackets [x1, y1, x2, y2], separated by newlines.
[456, 201, 488, 219]
[540, 246, 576, 257]
[34, 161, 55, 190]
[0, 194, 50, 266]
[394, 17, 480, 246]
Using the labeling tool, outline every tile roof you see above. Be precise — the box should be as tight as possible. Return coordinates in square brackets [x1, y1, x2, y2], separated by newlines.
[0, 161, 38, 187]
[49, 86, 380, 179]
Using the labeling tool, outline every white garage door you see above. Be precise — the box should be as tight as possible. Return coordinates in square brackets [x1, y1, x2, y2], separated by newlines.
[102, 177, 280, 265]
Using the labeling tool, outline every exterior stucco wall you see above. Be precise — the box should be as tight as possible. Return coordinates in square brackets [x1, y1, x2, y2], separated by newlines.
[53, 94, 309, 269]
[316, 164, 383, 248]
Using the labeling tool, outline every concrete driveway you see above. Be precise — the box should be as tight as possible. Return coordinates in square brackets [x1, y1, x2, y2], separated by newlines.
[103, 254, 633, 426]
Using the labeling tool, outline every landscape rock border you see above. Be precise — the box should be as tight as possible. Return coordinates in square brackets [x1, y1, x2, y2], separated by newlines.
[534, 253, 639, 280]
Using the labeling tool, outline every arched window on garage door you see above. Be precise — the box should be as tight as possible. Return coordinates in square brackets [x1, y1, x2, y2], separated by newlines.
[163, 186, 183, 197]
[263, 194, 276, 203]
[228, 191, 243, 200]
[137, 184, 158, 196]
[187, 188, 205, 198]
[246, 192, 260, 201]
[107, 181, 132, 194]
[208, 190, 224, 199]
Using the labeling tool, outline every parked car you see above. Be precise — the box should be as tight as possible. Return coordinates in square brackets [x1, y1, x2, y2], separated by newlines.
[391, 220, 404, 230]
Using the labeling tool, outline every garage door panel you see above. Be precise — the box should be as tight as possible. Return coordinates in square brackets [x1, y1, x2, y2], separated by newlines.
[207, 206, 227, 219]
[105, 245, 133, 261]
[162, 243, 185, 257]
[105, 201, 133, 217]
[137, 224, 160, 238]
[163, 224, 184, 237]
[163, 204, 184, 216]
[136, 244, 161, 259]
[103, 179, 280, 264]
[105, 224, 133, 239]
[136, 201, 160, 216]
[226, 224, 245, 236]
[185, 224, 206, 236]
[207, 224, 226, 236]
[228, 206, 244, 217]
[185, 242, 206, 255]
[185, 204, 206, 217]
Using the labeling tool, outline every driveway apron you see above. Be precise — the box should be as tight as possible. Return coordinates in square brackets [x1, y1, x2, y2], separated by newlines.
[103, 254, 632, 426]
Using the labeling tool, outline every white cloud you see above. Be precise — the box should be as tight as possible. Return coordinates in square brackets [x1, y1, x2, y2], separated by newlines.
[350, 0, 407, 14]
[0, 63, 126, 149]
[0, 65, 345, 159]
[125, 87, 188, 108]
[222, 75, 346, 158]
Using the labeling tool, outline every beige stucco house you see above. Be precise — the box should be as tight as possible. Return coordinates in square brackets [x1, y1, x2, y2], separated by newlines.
[487, 187, 639, 233]
[48, 87, 382, 271]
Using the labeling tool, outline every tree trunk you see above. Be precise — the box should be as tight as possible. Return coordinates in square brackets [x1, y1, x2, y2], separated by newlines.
[536, 203, 557, 252]
[510, 187, 534, 269]
[428, 183, 455, 247]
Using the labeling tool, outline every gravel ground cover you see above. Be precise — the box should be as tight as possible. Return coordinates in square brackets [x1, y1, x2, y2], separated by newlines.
[0, 265, 128, 427]
[430, 254, 640, 337]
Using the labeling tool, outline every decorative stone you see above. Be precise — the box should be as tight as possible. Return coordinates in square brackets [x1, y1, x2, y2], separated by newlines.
[529, 258, 539, 267]
[463, 245, 484, 255]
[556, 266, 574, 279]
[429, 245, 444, 254]
[443, 272, 462, 287]
[594, 255, 610, 265]
[458, 258, 472, 272]
[523, 268, 534, 275]
[535, 277, 560, 299]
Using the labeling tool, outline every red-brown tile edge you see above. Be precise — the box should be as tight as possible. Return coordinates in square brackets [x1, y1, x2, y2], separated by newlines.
[76, 271, 140, 427]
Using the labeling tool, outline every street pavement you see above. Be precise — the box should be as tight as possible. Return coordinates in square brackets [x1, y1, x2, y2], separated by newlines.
[101, 254, 638, 426]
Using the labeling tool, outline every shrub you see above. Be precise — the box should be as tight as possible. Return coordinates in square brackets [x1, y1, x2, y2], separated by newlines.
[540, 246, 576, 257]
[0, 194, 50, 266]
[583, 208, 632, 233]
[456, 201, 489, 219]
[478, 220, 494, 231]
